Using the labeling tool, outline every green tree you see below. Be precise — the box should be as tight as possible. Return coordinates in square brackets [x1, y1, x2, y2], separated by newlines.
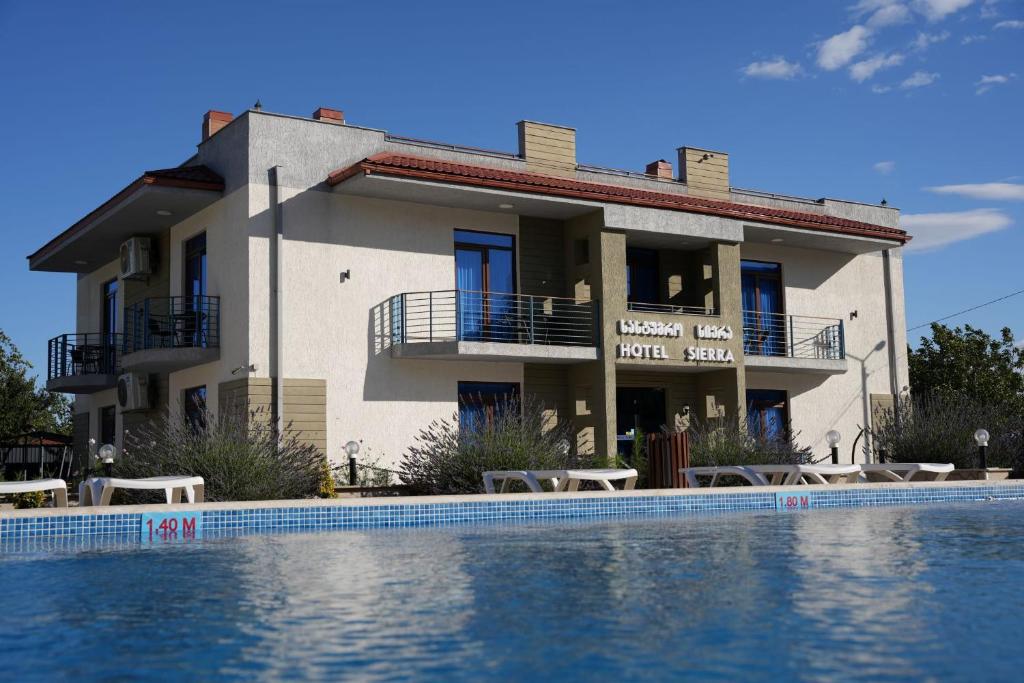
[0, 330, 70, 439]
[908, 324, 1024, 412]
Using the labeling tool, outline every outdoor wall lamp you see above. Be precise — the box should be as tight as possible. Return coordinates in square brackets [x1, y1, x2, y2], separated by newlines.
[345, 440, 360, 485]
[826, 430, 841, 465]
[340, 269, 351, 283]
[98, 443, 116, 477]
[974, 429, 990, 469]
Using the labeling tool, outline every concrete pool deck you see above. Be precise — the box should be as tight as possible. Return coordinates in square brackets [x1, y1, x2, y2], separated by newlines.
[2, 479, 1023, 549]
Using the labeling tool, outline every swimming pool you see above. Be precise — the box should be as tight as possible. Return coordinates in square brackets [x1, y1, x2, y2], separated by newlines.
[3, 500, 1023, 681]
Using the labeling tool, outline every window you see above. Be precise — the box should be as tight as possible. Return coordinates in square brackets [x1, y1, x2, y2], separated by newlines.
[184, 232, 207, 299]
[746, 389, 788, 441]
[102, 279, 118, 342]
[99, 406, 116, 446]
[184, 233, 208, 348]
[183, 386, 208, 431]
[454, 230, 516, 341]
[626, 248, 659, 306]
[741, 261, 784, 356]
[458, 381, 520, 430]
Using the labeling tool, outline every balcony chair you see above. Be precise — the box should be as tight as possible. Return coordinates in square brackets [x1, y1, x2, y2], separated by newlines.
[147, 317, 177, 348]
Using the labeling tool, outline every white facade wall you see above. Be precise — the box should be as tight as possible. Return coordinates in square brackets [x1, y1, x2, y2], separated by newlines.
[247, 187, 524, 466]
[741, 242, 910, 459]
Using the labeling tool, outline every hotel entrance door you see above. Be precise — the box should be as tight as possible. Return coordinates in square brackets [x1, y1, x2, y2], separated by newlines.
[616, 387, 666, 457]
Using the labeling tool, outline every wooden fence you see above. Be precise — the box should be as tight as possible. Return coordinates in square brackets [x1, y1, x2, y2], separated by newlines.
[646, 431, 690, 489]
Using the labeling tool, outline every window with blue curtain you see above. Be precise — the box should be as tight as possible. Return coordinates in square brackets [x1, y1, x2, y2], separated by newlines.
[746, 389, 788, 441]
[741, 261, 784, 356]
[454, 230, 515, 342]
[458, 381, 520, 431]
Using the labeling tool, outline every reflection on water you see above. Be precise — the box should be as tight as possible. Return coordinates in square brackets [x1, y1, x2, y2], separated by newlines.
[3, 502, 1024, 682]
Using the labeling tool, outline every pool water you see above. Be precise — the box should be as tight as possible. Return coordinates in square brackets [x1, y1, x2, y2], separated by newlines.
[3, 501, 1024, 682]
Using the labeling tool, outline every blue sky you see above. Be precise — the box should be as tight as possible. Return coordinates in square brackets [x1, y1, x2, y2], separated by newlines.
[0, 0, 1021, 382]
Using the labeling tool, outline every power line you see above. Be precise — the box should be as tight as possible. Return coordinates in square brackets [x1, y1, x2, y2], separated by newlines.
[908, 286, 1024, 332]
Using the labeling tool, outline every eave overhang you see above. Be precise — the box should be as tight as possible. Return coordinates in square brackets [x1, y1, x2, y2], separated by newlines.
[328, 154, 910, 246]
[28, 166, 224, 273]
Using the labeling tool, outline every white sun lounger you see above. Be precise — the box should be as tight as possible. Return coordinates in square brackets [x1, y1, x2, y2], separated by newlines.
[80, 476, 205, 506]
[681, 466, 770, 488]
[0, 478, 69, 507]
[858, 463, 954, 483]
[749, 464, 862, 485]
[482, 468, 638, 494]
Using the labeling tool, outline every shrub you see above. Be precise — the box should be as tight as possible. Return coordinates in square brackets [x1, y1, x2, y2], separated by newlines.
[687, 415, 814, 467]
[399, 394, 584, 495]
[870, 394, 1023, 471]
[121, 407, 325, 502]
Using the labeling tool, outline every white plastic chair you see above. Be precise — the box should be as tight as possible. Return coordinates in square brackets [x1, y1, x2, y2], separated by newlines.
[858, 463, 954, 483]
[749, 464, 862, 485]
[482, 468, 638, 494]
[681, 466, 770, 488]
[0, 478, 68, 507]
[79, 476, 205, 506]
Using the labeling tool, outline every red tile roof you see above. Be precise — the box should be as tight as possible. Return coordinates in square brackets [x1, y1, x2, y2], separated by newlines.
[28, 166, 224, 265]
[328, 153, 909, 244]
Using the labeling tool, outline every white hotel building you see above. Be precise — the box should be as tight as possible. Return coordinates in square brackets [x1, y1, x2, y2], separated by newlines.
[30, 106, 911, 468]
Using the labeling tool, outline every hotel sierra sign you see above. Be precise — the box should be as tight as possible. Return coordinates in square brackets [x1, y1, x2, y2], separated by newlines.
[616, 319, 735, 363]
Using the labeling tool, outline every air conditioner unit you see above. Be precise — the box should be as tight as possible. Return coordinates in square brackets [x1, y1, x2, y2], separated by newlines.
[119, 237, 152, 279]
[117, 373, 151, 412]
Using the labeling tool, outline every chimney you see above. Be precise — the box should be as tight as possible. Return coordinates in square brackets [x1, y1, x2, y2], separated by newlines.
[517, 120, 576, 178]
[678, 147, 730, 200]
[645, 159, 673, 180]
[202, 110, 233, 142]
[313, 107, 344, 124]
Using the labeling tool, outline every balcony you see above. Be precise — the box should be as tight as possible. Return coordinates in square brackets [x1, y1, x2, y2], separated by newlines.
[742, 311, 847, 374]
[626, 302, 718, 316]
[46, 333, 121, 393]
[385, 290, 599, 363]
[121, 296, 220, 373]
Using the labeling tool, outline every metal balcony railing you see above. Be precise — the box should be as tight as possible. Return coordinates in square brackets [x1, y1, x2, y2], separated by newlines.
[124, 296, 220, 353]
[389, 290, 598, 347]
[626, 301, 719, 316]
[47, 333, 121, 382]
[742, 311, 845, 360]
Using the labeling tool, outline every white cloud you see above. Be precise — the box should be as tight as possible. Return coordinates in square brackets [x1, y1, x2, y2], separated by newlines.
[871, 84, 894, 93]
[981, 0, 1001, 19]
[961, 33, 988, 43]
[874, 160, 897, 174]
[926, 182, 1024, 200]
[911, 30, 951, 50]
[994, 19, 1024, 29]
[850, 52, 905, 81]
[817, 25, 872, 70]
[975, 72, 1017, 94]
[901, 71, 940, 88]
[912, 0, 975, 22]
[902, 208, 1011, 252]
[742, 57, 803, 80]
[868, 3, 914, 26]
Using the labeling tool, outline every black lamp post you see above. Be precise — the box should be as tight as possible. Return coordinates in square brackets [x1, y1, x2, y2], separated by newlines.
[974, 429, 990, 469]
[826, 430, 841, 465]
[345, 440, 360, 486]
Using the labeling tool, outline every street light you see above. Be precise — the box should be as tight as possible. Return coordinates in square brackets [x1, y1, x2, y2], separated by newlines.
[345, 441, 360, 486]
[98, 443, 116, 477]
[974, 428, 990, 469]
[826, 430, 841, 465]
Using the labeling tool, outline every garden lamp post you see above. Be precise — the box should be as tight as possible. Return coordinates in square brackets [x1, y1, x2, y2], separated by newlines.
[826, 430, 841, 465]
[98, 443, 116, 477]
[974, 429, 990, 470]
[345, 440, 360, 486]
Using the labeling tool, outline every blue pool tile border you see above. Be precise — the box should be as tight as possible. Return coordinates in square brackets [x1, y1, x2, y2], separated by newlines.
[2, 482, 1023, 551]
